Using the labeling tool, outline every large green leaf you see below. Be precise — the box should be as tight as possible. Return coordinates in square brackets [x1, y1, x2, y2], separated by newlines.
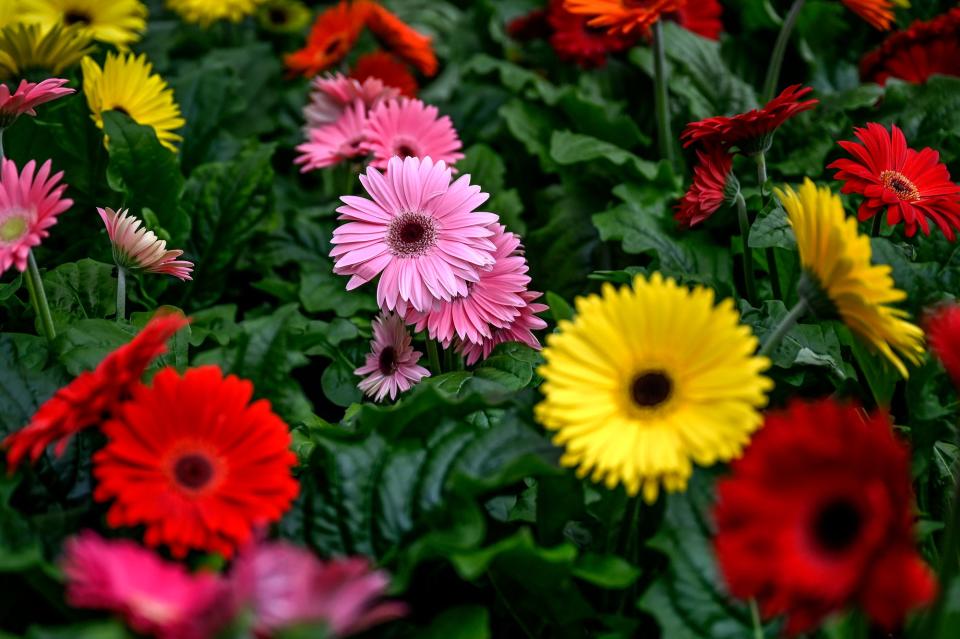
[0, 335, 66, 438]
[41, 259, 117, 331]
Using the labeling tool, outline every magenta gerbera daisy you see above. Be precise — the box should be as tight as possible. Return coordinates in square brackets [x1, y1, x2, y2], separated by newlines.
[0, 158, 72, 276]
[295, 100, 370, 172]
[406, 224, 531, 345]
[363, 98, 464, 170]
[355, 312, 430, 402]
[331, 155, 499, 313]
[457, 290, 549, 365]
[303, 72, 399, 129]
[0, 78, 74, 128]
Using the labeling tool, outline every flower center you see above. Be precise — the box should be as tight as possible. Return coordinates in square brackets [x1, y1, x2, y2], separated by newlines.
[393, 138, 420, 159]
[811, 498, 862, 553]
[63, 9, 92, 25]
[173, 453, 217, 491]
[880, 170, 920, 201]
[0, 216, 28, 243]
[631, 370, 673, 408]
[269, 8, 288, 24]
[324, 37, 343, 56]
[338, 135, 365, 158]
[387, 212, 438, 257]
[378, 346, 398, 375]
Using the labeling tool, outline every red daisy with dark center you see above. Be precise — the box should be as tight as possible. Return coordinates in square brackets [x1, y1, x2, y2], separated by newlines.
[926, 303, 960, 390]
[675, 145, 734, 227]
[714, 399, 936, 635]
[92, 365, 299, 558]
[828, 122, 960, 239]
[547, 0, 640, 68]
[364, 1, 438, 77]
[285, 0, 369, 78]
[681, 85, 818, 155]
[861, 8, 960, 85]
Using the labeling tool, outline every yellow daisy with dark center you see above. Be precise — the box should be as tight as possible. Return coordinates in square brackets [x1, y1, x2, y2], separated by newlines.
[18, 0, 147, 48]
[0, 23, 94, 81]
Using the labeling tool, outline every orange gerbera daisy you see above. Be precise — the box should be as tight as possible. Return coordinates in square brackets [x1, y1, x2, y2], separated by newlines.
[364, 1, 437, 77]
[840, 0, 907, 31]
[285, 0, 369, 77]
[564, 0, 686, 35]
[93, 365, 299, 558]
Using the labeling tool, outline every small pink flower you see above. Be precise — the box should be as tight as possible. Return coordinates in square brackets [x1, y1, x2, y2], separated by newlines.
[355, 312, 430, 401]
[98, 207, 193, 280]
[457, 290, 549, 365]
[304, 72, 399, 128]
[406, 224, 532, 344]
[62, 531, 233, 639]
[295, 100, 369, 172]
[364, 98, 464, 170]
[0, 78, 74, 128]
[232, 540, 406, 637]
[0, 158, 72, 276]
[331, 155, 498, 313]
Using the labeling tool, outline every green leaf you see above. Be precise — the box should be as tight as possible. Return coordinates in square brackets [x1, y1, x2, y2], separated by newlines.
[449, 528, 576, 581]
[0, 335, 66, 438]
[748, 204, 796, 250]
[0, 476, 43, 572]
[546, 292, 574, 323]
[457, 144, 526, 234]
[473, 343, 541, 391]
[572, 553, 641, 589]
[321, 356, 363, 408]
[24, 621, 128, 639]
[848, 334, 899, 407]
[41, 259, 117, 330]
[549, 131, 658, 180]
[54, 319, 134, 376]
[299, 270, 378, 318]
[420, 606, 490, 639]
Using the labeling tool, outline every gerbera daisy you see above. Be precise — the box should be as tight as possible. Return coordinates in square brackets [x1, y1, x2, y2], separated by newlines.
[63, 532, 234, 639]
[303, 72, 398, 129]
[535, 272, 773, 503]
[18, 0, 147, 48]
[285, 0, 369, 78]
[363, 98, 464, 170]
[506, 6, 551, 41]
[350, 51, 418, 98]
[93, 365, 300, 558]
[775, 179, 924, 377]
[295, 100, 369, 172]
[354, 313, 429, 402]
[0, 78, 74, 128]
[681, 85, 818, 155]
[840, 0, 908, 31]
[715, 399, 937, 635]
[0, 23, 94, 80]
[3, 314, 188, 469]
[667, 0, 722, 40]
[827, 122, 960, 239]
[563, 0, 686, 36]
[547, 0, 639, 68]
[330, 156, 498, 313]
[167, 0, 265, 26]
[0, 159, 72, 276]
[82, 52, 185, 153]
[257, 0, 312, 34]
[458, 290, 548, 365]
[99, 207, 193, 280]
[861, 9, 960, 85]
[675, 145, 736, 228]
[364, 1, 438, 77]
[406, 225, 531, 345]
[926, 303, 960, 389]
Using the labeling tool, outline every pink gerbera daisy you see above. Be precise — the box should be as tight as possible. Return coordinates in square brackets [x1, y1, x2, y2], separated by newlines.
[0, 78, 74, 128]
[303, 72, 399, 129]
[296, 100, 370, 172]
[457, 290, 549, 365]
[99, 208, 193, 280]
[354, 312, 430, 402]
[331, 155, 498, 313]
[0, 158, 72, 276]
[406, 224, 531, 344]
[62, 531, 233, 639]
[363, 98, 464, 170]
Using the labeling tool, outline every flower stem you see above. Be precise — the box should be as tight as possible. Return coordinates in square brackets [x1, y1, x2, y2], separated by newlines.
[758, 298, 808, 358]
[0, 127, 6, 160]
[736, 193, 759, 307]
[116, 267, 126, 322]
[919, 461, 960, 637]
[426, 339, 441, 375]
[871, 214, 883, 237]
[26, 251, 56, 341]
[755, 152, 768, 195]
[652, 20, 674, 168]
[749, 599, 764, 639]
[761, 0, 806, 103]
[755, 152, 783, 299]
[615, 495, 641, 559]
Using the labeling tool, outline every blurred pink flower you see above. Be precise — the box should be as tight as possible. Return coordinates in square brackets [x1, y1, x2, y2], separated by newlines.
[355, 312, 430, 401]
[458, 290, 549, 365]
[62, 531, 233, 639]
[363, 98, 464, 169]
[304, 73, 399, 128]
[0, 78, 74, 127]
[331, 155, 498, 313]
[295, 100, 370, 172]
[98, 207, 193, 280]
[0, 158, 72, 275]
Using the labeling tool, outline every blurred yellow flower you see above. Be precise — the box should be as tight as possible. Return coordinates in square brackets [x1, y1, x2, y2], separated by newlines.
[0, 22, 94, 80]
[18, 0, 147, 48]
[167, 0, 266, 27]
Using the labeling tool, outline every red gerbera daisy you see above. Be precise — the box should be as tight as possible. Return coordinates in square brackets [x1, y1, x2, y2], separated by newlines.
[350, 51, 418, 98]
[667, 0, 722, 40]
[827, 122, 960, 239]
[285, 0, 369, 78]
[364, 2, 438, 77]
[547, 0, 639, 68]
[564, 0, 686, 36]
[681, 85, 818, 155]
[714, 399, 937, 635]
[506, 7, 551, 41]
[675, 145, 735, 227]
[3, 314, 188, 470]
[93, 366, 299, 558]
[926, 303, 960, 389]
[861, 8, 960, 85]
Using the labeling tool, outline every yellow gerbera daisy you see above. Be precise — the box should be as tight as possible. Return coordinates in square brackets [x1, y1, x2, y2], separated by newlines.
[82, 52, 185, 153]
[0, 22, 94, 80]
[0, 0, 21, 29]
[257, 0, 311, 34]
[775, 179, 924, 377]
[167, 0, 266, 27]
[535, 273, 773, 503]
[18, 0, 147, 48]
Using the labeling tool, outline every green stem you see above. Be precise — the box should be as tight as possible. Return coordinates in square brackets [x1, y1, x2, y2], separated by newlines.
[651, 20, 674, 168]
[736, 193, 758, 306]
[755, 152, 768, 195]
[755, 152, 783, 299]
[758, 298, 808, 358]
[426, 339, 441, 375]
[919, 466, 960, 637]
[761, 0, 807, 103]
[749, 599, 764, 639]
[615, 495, 641, 559]
[116, 266, 126, 322]
[26, 251, 56, 341]
[0, 127, 6, 160]
[871, 214, 883, 237]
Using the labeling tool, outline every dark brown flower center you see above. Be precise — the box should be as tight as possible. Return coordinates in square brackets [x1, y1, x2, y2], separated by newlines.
[173, 453, 216, 491]
[378, 346, 398, 375]
[387, 212, 438, 257]
[811, 498, 862, 553]
[64, 10, 92, 25]
[269, 8, 287, 24]
[880, 170, 920, 201]
[324, 37, 343, 56]
[395, 144, 418, 158]
[631, 371, 673, 408]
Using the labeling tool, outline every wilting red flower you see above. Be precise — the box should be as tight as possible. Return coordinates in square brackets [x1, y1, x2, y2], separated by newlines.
[93, 365, 299, 558]
[676, 146, 735, 227]
[681, 85, 818, 154]
[285, 0, 369, 77]
[828, 122, 960, 239]
[667, 0, 722, 40]
[926, 304, 960, 389]
[841, 0, 904, 31]
[564, 0, 686, 35]
[714, 399, 937, 635]
[350, 51, 418, 98]
[364, 1, 438, 77]
[548, 0, 638, 67]
[861, 8, 960, 85]
[3, 314, 188, 470]
[506, 7, 551, 41]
